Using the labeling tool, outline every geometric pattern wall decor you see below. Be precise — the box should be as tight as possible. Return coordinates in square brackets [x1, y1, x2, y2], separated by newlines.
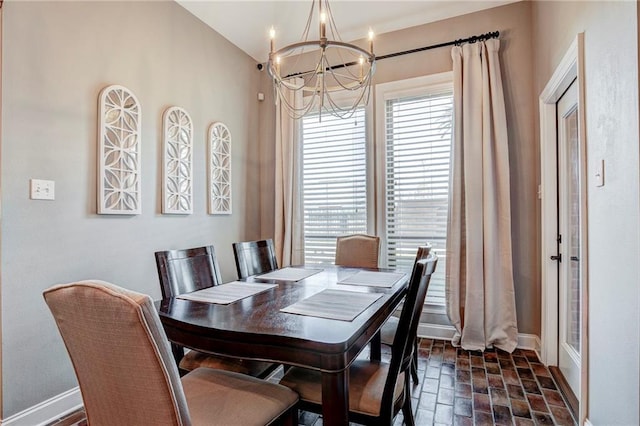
[97, 85, 142, 215]
[208, 122, 232, 214]
[162, 106, 193, 214]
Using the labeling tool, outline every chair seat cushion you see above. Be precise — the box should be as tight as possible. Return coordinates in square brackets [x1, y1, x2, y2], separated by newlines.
[279, 360, 404, 417]
[179, 350, 277, 378]
[182, 368, 298, 426]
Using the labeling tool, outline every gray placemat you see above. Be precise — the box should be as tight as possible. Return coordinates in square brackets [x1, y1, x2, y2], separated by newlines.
[280, 289, 383, 321]
[256, 267, 323, 282]
[337, 271, 406, 288]
[177, 282, 278, 304]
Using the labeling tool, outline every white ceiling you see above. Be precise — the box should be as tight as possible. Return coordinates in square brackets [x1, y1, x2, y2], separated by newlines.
[176, 1, 519, 63]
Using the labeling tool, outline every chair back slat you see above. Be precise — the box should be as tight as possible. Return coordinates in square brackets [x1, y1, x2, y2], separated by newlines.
[232, 239, 278, 279]
[155, 246, 222, 299]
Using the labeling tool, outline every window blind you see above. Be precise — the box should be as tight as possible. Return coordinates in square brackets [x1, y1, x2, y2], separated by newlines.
[384, 88, 453, 306]
[302, 108, 368, 264]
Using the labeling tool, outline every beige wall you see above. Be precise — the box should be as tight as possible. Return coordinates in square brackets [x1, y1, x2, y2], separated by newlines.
[1, 1, 260, 417]
[258, 1, 540, 335]
[532, 1, 639, 424]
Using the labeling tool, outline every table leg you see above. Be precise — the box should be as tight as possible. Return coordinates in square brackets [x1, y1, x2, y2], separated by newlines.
[321, 370, 349, 425]
[370, 330, 382, 361]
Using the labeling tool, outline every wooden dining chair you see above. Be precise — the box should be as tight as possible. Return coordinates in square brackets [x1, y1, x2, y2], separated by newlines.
[335, 234, 389, 377]
[232, 238, 278, 279]
[279, 252, 438, 426]
[43, 280, 298, 426]
[335, 234, 380, 268]
[380, 244, 432, 385]
[155, 245, 278, 378]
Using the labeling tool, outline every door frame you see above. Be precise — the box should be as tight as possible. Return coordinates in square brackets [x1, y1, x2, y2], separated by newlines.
[539, 33, 588, 424]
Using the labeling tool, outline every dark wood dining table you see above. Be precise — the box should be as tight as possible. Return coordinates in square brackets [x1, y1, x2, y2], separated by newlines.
[157, 264, 408, 426]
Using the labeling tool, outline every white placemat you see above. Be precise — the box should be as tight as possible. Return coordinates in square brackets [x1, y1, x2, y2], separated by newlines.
[177, 282, 277, 305]
[280, 289, 383, 321]
[256, 267, 323, 282]
[337, 271, 406, 288]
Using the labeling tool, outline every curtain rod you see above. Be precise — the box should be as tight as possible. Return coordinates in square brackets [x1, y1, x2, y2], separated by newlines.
[283, 30, 500, 79]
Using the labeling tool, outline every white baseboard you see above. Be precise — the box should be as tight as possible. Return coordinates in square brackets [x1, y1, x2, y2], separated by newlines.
[417, 325, 541, 353]
[583, 418, 592, 426]
[3, 332, 542, 426]
[418, 323, 456, 340]
[2, 387, 82, 426]
[517, 333, 541, 352]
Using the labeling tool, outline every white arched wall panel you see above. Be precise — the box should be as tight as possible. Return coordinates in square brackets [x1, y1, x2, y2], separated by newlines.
[162, 106, 193, 214]
[208, 122, 232, 215]
[97, 84, 142, 215]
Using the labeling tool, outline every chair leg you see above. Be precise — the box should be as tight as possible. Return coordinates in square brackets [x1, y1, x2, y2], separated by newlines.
[410, 340, 420, 385]
[402, 378, 415, 426]
[169, 344, 190, 376]
[170, 343, 184, 366]
[279, 407, 298, 426]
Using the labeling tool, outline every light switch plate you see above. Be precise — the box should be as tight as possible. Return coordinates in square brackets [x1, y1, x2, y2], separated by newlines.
[30, 179, 55, 200]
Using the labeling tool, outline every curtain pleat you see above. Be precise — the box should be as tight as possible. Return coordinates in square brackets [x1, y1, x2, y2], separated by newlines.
[446, 39, 518, 352]
[274, 79, 305, 267]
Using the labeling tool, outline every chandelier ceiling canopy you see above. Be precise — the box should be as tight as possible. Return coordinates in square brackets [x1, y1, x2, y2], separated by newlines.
[267, 0, 376, 119]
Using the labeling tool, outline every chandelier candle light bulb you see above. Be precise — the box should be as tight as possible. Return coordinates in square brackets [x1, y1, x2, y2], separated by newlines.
[269, 26, 275, 53]
[369, 28, 374, 53]
[320, 11, 327, 38]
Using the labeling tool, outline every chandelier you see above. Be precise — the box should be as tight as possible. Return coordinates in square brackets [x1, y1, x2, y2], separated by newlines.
[267, 0, 376, 119]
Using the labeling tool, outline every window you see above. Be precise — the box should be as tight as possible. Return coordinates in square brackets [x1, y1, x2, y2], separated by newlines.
[376, 73, 453, 306]
[301, 107, 369, 264]
[299, 73, 453, 308]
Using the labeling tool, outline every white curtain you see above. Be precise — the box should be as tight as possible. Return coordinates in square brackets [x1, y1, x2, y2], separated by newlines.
[274, 79, 305, 267]
[445, 39, 518, 352]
